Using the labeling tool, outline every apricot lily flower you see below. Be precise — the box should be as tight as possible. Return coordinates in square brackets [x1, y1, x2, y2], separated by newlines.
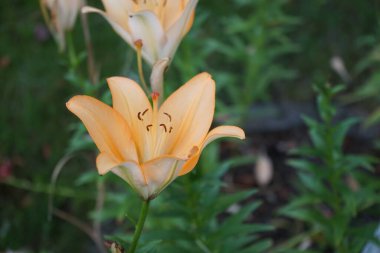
[66, 73, 245, 199]
[40, 0, 83, 52]
[83, 0, 198, 65]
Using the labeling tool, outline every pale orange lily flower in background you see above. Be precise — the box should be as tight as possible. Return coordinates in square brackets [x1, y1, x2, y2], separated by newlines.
[66, 73, 245, 199]
[83, 0, 198, 65]
[40, 0, 84, 52]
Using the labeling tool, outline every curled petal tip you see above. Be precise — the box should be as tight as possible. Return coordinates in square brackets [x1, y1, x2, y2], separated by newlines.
[106, 76, 126, 86]
[237, 128, 246, 140]
[106, 76, 117, 83]
[81, 6, 94, 14]
[66, 96, 78, 110]
[198, 72, 212, 79]
[65, 100, 71, 108]
[204, 72, 212, 77]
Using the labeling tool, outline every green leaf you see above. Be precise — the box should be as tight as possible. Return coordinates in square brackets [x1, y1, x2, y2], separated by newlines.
[203, 190, 257, 219]
[332, 118, 358, 149]
[365, 106, 380, 126]
[74, 170, 98, 186]
[137, 240, 162, 253]
[239, 239, 273, 253]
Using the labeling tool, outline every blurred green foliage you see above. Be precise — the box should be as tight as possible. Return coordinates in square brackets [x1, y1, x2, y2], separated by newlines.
[171, 0, 299, 122]
[281, 83, 380, 253]
[1, 0, 380, 252]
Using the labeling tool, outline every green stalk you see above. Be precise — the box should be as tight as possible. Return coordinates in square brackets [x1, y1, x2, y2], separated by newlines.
[128, 199, 150, 253]
[66, 31, 77, 70]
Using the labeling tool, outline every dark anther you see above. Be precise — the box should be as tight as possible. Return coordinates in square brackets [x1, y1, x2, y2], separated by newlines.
[169, 127, 173, 133]
[160, 124, 167, 132]
[164, 112, 172, 122]
[146, 124, 153, 131]
[138, 109, 149, 121]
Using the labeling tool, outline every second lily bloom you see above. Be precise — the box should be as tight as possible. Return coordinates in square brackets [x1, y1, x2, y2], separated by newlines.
[83, 0, 198, 66]
[67, 73, 245, 200]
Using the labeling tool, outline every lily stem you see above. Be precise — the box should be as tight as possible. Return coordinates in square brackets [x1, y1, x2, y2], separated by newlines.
[80, 5, 98, 85]
[66, 31, 77, 70]
[128, 199, 150, 253]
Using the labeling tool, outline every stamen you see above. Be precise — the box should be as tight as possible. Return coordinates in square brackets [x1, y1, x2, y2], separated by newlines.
[160, 124, 167, 132]
[163, 112, 172, 122]
[169, 127, 173, 133]
[146, 124, 153, 132]
[134, 39, 149, 93]
[134, 39, 143, 48]
[138, 108, 149, 121]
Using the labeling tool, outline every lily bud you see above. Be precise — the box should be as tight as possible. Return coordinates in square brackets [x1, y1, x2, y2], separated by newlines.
[40, 0, 84, 52]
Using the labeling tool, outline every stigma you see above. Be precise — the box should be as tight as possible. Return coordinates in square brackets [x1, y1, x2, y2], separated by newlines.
[136, 92, 173, 135]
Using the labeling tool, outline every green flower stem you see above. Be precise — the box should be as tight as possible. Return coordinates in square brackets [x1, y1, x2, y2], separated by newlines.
[128, 199, 150, 253]
[66, 31, 77, 69]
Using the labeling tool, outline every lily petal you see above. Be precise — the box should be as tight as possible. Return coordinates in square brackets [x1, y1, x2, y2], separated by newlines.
[66, 95, 138, 166]
[142, 156, 185, 198]
[159, 72, 215, 158]
[162, 0, 198, 60]
[128, 10, 166, 65]
[107, 77, 152, 161]
[82, 6, 134, 49]
[101, 0, 135, 27]
[202, 125, 245, 147]
[96, 152, 119, 175]
[179, 126, 245, 175]
[162, 0, 185, 29]
[112, 161, 149, 199]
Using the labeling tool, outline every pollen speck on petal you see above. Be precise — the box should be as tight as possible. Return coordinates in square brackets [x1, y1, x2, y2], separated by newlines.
[187, 146, 199, 158]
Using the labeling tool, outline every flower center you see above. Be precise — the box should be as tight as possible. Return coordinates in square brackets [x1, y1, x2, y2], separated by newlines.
[136, 92, 173, 160]
[133, 0, 167, 9]
[131, 0, 168, 23]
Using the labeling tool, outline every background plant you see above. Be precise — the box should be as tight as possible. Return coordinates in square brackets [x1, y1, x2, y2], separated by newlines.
[171, 0, 298, 123]
[280, 83, 380, 253]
